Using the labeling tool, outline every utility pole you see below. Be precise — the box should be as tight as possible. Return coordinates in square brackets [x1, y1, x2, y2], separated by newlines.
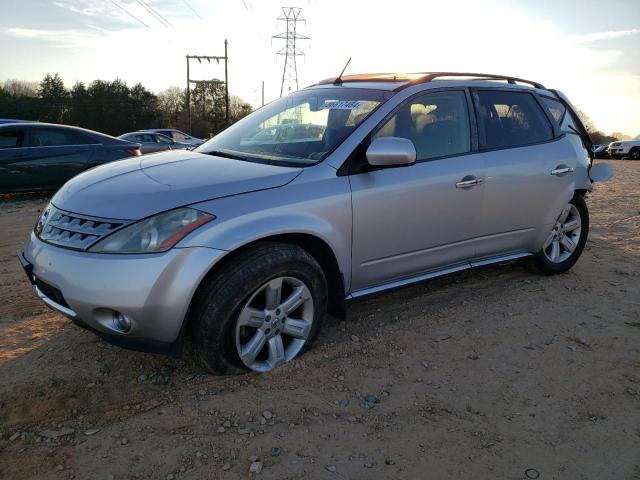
[186, 57, 191, 134]
[224, 39, 229, 126]
[273, 7, 309, 97]
[185, 40, 230, 134]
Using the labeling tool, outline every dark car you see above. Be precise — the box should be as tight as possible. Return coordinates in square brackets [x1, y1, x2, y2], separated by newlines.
[118, 131, 192, 154]
[0, 122, 141, 193]
[592, 144, 609, 159]
[0, 118, 30, 125]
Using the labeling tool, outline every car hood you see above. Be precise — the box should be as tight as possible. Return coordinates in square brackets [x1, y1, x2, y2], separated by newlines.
[51, 150, 302, 219]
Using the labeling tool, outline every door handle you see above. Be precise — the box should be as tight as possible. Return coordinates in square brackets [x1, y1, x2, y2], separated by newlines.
[455, 177, 483, 188]
[551, 167, 574, 176]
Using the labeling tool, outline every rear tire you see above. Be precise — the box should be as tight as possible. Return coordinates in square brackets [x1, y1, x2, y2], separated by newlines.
[527, 193, 589, 275]
[190, 242, 328, 375]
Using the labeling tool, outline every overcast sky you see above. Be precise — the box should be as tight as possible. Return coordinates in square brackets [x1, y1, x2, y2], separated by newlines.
[0, 0, 638, 135]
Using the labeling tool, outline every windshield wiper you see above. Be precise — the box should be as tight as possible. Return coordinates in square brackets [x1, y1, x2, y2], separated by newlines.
[205, 150, 247, 161]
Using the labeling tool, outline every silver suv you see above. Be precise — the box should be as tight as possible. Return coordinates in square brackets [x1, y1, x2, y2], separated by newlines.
[19, 72, 613, 374]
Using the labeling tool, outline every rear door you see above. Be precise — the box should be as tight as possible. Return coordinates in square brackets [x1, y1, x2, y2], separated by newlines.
[471, 89, 577, 259]
[350, 89, 485, 292]
[24, 127, 98, 189]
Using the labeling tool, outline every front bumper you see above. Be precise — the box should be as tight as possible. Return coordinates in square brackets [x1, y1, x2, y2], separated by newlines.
[19, 233, 225, 353]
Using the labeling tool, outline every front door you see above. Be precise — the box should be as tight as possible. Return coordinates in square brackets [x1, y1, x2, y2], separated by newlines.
[349, 89, 484, 292]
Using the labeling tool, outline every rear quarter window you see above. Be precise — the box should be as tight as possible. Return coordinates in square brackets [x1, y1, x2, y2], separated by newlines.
[540, 96, 566, 125]
[541, 96, 579, 133]
[474, 90, 553, 150]
[0, 130, 24, 148]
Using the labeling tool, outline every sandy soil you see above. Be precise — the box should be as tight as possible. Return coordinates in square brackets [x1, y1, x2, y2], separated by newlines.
[0, 161, 638, 480]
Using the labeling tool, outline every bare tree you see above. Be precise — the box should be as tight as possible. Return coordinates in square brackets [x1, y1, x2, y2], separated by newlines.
[157, 86, 185, 127]
[575, 108, 597, 133]
[2, 79, 39, 98]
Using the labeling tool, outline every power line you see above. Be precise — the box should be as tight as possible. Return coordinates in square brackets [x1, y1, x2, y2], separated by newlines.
[108, 0, 151, 28]
[239, 0, 248, 11]
[136, 0, 173, 27]
[180, 0, 202, 19]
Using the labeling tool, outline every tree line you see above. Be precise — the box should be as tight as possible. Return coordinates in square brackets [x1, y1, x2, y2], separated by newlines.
[0, 74, 253, 139]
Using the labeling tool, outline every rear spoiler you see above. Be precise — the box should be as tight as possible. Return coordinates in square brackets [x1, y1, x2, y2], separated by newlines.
[549, 89, 594, 162]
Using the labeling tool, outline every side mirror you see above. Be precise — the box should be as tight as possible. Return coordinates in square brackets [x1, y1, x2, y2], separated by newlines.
[366, 137, 416, 167]
[589, 162, 613, 182]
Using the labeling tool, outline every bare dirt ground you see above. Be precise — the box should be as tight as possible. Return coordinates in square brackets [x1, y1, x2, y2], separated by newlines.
[0, 161, 638, 480]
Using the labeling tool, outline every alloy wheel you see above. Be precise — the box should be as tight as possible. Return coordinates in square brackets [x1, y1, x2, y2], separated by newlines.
[235, 276, 314, 372]
[542, 203, 582, 263]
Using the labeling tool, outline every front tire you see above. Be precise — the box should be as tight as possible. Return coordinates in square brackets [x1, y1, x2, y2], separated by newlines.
[528, 193, 589, 275]
[191, 242, 328, 375]
[629, 148, 640, 160]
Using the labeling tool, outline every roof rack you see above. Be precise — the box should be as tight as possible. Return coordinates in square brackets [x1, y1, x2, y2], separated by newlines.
[404, 72, 545, 90]
[317, 73, 426, 85]
[313, 72, 546, 90]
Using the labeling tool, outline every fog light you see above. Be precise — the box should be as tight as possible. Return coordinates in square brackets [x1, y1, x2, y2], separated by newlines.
[113, 312, 132, 333]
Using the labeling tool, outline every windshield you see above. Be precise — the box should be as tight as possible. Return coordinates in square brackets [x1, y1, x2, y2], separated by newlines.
[195, 88, 390, 166]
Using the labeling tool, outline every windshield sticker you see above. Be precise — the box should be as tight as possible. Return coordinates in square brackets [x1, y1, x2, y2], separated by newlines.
[320, 100, 363, 110]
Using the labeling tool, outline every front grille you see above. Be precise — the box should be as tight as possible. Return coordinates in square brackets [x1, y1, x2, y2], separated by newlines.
[34, 277, 70, 309]
[36, 205, 129, 250]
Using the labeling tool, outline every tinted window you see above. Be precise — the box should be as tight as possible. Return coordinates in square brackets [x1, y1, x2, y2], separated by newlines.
[156, 134, 173, 144]
[474, 90, 553, 149]
[158, 130, 174, 138]
[374, 90, 471, 161]
[0, 130, 24, 149]
[134, 134, 155, 143]
[30, 128, 94, 147]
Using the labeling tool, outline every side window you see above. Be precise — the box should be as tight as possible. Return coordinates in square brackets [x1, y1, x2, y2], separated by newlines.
[156, 134, 172, 144]
[0, 130, 24, 149]
[172, 131, 188, 140]
[474, 90, 553, 150]
[30, 128, 93, 147]
[373, 90, 471, 161]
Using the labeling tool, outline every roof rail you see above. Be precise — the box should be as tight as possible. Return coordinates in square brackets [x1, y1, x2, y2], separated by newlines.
[404, 72, 545, 90]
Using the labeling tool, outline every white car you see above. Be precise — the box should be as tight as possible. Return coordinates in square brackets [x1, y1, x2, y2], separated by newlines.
[608, 140, 640, 160]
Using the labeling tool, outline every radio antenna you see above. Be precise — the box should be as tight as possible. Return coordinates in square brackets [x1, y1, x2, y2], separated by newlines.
[333, 57, 352, 85]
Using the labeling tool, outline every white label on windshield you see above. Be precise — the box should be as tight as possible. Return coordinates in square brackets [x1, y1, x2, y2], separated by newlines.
[320, 100, 363, 110]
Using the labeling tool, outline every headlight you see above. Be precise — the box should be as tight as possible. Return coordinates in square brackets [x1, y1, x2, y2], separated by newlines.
[89, 207, 215, 253]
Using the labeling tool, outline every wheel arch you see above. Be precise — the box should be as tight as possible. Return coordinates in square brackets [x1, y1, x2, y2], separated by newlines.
[185, 232, 347, 339]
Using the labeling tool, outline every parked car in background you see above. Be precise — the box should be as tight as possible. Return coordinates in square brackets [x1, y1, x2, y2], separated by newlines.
[609, 140, 640, 160]
[241, 123, 326, 146]
[140, 129, 204, 147]
[118, 131, 192, 154]
[592, 144, 609, 159]
[19, 72, 613, 374]
[0, 122, 141, 193]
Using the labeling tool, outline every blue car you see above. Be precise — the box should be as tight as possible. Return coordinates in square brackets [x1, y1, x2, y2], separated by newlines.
[0, 122, 141, 193]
